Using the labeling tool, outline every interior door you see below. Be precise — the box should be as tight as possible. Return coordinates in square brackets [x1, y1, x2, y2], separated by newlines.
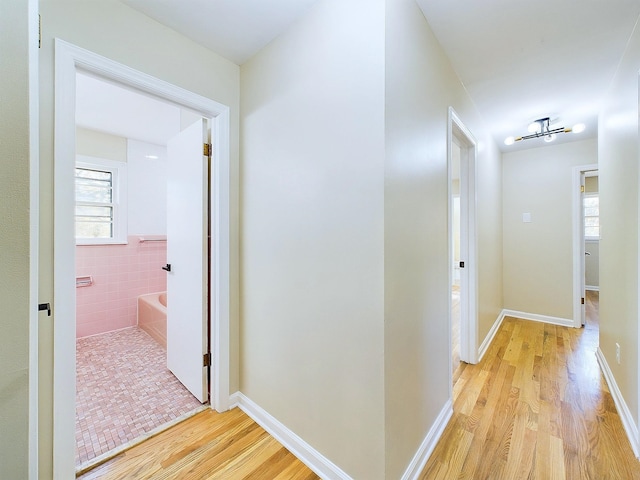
[166, 119, 209, 403]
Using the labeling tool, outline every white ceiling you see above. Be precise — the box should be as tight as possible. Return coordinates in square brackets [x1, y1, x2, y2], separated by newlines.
[76, 72, 182, 146]
[87, 0, 640, 152]
[416, 0, 640, 151]
[120, 0, 319, 65]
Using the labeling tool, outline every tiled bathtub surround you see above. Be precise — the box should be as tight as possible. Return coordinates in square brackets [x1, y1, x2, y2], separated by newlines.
[76, 235, 167, 338]
[75, 327, 203, 468]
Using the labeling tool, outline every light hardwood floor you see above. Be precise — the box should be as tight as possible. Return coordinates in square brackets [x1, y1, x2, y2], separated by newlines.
[77, 407, 320, 480]
[422, 291, 640, 479]
[80, 292, 640, 479]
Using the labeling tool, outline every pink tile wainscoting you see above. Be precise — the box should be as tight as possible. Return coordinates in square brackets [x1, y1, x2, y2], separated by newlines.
[76, 236, 167, 338]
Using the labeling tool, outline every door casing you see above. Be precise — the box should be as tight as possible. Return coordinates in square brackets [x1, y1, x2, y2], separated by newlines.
[53, 39, 231, 478]
[448, 107, 479, 379]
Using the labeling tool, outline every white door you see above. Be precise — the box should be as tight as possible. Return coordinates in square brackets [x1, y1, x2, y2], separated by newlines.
[166, 119, 209, 403]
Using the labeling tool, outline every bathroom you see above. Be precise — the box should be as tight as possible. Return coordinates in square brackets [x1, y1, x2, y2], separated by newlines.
[74, 73, 206, 471]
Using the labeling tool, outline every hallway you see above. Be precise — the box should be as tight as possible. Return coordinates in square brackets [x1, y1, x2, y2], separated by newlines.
[422, 292, 640, 479]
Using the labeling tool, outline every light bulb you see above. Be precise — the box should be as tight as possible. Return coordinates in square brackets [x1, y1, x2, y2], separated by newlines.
[504, 136, 515, 146]
[528, 121, 542, 133]
[572, 123, 586, 134]
[544, 134, 556, 143]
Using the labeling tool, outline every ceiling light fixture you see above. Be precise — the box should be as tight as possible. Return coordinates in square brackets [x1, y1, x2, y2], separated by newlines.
[504, 117, 579, 145]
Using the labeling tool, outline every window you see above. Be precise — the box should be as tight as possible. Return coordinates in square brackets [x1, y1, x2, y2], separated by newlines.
[583, 193, 599, 240]
[75, 157, 127, 244]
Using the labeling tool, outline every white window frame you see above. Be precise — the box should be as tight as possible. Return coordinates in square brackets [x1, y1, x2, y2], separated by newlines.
[583, 192, 600, 241]
[75, 155, 128, 245]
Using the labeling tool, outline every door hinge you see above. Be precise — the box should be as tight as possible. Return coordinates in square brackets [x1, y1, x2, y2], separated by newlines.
[203, 143, 212, 158]
[580, 185, 585, 193]
[38, 15, 41, 49]
[581, 297, 585, 305]
[203, 352, 211, 367]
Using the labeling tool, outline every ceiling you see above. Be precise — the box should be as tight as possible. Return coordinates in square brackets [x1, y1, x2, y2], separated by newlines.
[76, 72, 182, 146]
[99, 0, 640, 152]
[416, 0, 640, 151]
[120, 0, 319, 65]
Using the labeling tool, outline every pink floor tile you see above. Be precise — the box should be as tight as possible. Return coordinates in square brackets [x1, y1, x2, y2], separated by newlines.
[75, 327, 203, 469]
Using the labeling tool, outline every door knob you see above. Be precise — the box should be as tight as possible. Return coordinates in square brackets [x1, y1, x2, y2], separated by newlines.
[162, 264, 172, 272]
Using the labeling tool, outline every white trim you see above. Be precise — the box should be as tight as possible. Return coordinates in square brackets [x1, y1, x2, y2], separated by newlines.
[596, 348, 640, 458]
[400, 400, 453, 480]
[231, 392, 353, 480]
[478, 311, 506, 362]
[585, 285, 600, 292]
[53, 39, 232, 478]
[500, 309, 575, 328]
[28, 0, 39, 476]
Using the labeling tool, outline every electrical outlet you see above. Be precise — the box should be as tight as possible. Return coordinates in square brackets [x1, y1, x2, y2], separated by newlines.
[616, 343, 621, 364]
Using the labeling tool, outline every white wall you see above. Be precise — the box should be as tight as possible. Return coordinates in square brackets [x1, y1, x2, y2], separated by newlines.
[0, 0, 33, 477]
[240, 0, 386, 477]
[76, 127, 127, 162]
[599, 19, 640, 426]
[127, 140, 168, 236]
[384, 0, 503, 476]
[38, 2, 240, 477]
[503, 139, 597, 320]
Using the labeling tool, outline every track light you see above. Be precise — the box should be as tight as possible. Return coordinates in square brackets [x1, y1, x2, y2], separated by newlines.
[504, 117, 583, 145]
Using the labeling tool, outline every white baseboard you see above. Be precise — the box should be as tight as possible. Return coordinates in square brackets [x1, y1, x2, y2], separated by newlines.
[230, 392, 352, 480]
[500, 309, 574, 328]
[400, 400, 453, 480]
[586, 285, 600, 292]
[478, 311, 506, 362]
[595, 348, 640, 458]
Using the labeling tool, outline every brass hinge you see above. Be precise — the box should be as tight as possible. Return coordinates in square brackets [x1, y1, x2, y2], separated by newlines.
[203, 143, 212, 158]
[580, 185, 585, 193]
[581, 297, 585, 305]
[203, 352, 211, 367]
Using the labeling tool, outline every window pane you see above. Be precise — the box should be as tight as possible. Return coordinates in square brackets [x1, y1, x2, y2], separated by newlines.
[76, 205, 112, 218]
[585, 226, 599, 237]
[76, 168, 111, 181]
[76, 221, 112, 239]
[585, 217, 599, 227]
[75, 165, 117, 241]
[584, 206, 599, 217]
[76, 184, 112, 203]
[583, 197, 598, 207]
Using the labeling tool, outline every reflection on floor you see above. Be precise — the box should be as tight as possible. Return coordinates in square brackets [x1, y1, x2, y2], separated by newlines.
[76, 327, 203, 470]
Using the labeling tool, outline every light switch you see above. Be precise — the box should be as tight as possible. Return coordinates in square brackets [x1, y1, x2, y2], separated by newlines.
[522, 212, 532, 223]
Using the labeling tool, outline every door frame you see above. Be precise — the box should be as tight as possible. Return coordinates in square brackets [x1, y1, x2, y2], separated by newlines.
[572, 164, 598, 327]
[53, 39, 231, 477]
[448, 107, 478, 370]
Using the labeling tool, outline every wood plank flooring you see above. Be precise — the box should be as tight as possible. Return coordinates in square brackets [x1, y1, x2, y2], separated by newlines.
[421, 291, 640, 479]
[80, 291, 640, 479]
[77, 407, 320, 480]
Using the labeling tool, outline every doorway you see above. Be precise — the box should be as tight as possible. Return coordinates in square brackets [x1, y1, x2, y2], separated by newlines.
[572, 164, 599, 328]
[448, 108, 478, 385]
[73, 73, 212, 469]
[53, 40, 231, 479]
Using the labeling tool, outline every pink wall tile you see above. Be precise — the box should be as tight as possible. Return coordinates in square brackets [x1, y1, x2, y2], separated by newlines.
[76, 236, 167, 338]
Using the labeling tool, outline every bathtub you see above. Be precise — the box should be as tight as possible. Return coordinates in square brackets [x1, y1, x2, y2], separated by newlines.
[138, 292, 167, 349]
